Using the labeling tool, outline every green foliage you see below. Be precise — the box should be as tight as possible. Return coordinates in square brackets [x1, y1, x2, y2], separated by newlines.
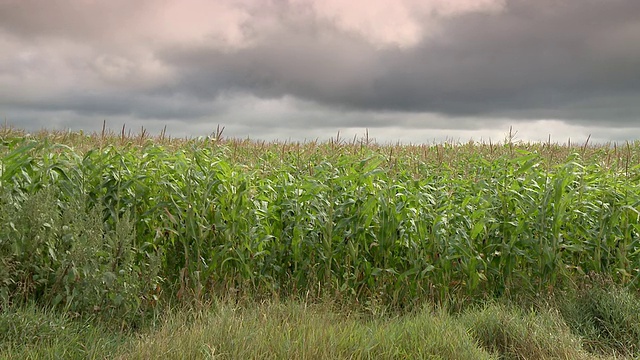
[0, 184, 162, 323]
[1, 130, 640, 314]
[3, 128, 640, 358]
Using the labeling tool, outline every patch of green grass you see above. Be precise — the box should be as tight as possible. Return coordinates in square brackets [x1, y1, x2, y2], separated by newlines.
[558, 275, 640, 357]
[3, 289, 638, 359]
[0, 304, 128, 359]
[460, 302, 593, 360]
[119, 300, 494, 360]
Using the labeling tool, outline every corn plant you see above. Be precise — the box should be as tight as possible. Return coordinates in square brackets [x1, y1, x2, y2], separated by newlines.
[1, 129, 640, 312]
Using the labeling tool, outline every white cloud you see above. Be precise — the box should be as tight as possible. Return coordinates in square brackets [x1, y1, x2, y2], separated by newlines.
[293, 0, 505, 48]
[140, 0, 255, 50]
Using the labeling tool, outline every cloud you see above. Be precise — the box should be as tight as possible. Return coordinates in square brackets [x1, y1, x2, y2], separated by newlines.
[1, 0, 639, 143]
[294, 0, 505, 48]
[160, 0, 640, 125]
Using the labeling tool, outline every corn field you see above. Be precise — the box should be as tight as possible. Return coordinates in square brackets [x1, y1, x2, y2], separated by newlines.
[1, 128, 640, 317]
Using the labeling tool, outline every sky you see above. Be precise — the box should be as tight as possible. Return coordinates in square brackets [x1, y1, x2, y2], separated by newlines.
[1, 0, 639, 144]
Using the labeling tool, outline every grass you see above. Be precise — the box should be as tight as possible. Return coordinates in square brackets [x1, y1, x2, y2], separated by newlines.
[120, 301, 492, 360]
[1, 125, 640, 358]
[0, 303, 129, 359]
[461, 302, 591, 359]
[4, 292, 636, 359]
[558, 274, 640, 357]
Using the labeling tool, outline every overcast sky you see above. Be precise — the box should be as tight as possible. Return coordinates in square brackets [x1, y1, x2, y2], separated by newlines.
[1, 0, 639, 144]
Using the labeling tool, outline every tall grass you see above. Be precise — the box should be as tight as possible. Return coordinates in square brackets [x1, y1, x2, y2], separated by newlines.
[1, 127, 640, 318]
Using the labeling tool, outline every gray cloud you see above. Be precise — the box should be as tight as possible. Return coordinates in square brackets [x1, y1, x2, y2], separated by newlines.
[162, 0, 640, 126]
[1, 0, 639, 142]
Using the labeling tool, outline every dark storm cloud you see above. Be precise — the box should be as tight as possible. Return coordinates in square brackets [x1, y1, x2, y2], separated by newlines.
[161, 0, 640, 126]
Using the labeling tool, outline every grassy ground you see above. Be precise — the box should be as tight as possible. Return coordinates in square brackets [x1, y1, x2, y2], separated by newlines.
[3, 281, 640, 359]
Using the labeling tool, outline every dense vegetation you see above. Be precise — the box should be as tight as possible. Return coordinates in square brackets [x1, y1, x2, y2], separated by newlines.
[2, 126, 640, 358]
